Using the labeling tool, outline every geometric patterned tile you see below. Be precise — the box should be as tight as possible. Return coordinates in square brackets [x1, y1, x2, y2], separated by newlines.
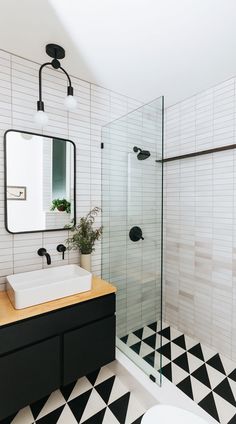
[171, 343, 186, 361]
[206, 354, 226, 375]
[127, 334, 142, 347]
[228, 414, 236, 424]
[213, 378, 236, 407]
[157, 341, 171, 360]
[190, 376, 212, 404]
[68, 376, 93, 402]
[173, 352, 190, 373]
[120, 321, 236, 424]
[11, 407, 34, 424]
[109, 392, 130, 424]
[102, 408, 120, 424]
[122, 392, 146, 424]
[143, 351, 155, 367]
[142, 326, 156, 340]
[81, 408, 106, 424]
[187, 352, 204, 374]
[7, 321, 236, 424]
[36, 390, 66, 420]
[68, 390, 93, 423]
[95, 367, 116, 387]
[161, 362, 172, 382]
[107, 376, 130, 405]
[80, 389, 107, 422]
[36, 406, 64, 423]
[177, 376, 194, 400]
[198, 392, 220, 422]
[170, 327, 184, 341]
[139, 341, 156, 358]
[4, 365, 145, 424]
[87, 369, 101, 386]
[229, 369, 236, 382]
[171, 363, 189, 385]
[56, 404, 78, 424]
[206, 364, 226, 390]
[191, 364, 211, 389]
[133, 328, 144, 340]
[142, 334, 158, 350]
[184, 334, 198, 351]
[30, 396, 50, 420]
[158, 326, 171, 340]
[95, 376, 116, 404]
[222, 356, 236, 377]
[172, 334, 186, 350]
[188, 344, 204, 362]
[213, 392, 236, 424]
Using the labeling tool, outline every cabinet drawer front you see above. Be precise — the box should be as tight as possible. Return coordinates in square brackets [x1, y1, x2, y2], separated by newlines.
[0, 294, 115, 355]
[63, 315, 116, 385]
[0, 337, 60, 420]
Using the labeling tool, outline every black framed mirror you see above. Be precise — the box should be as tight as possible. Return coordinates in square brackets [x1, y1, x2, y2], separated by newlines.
[4, 130, 76, 234]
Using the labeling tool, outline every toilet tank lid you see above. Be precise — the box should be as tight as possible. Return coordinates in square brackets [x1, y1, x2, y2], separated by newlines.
[142, 405, 209, 424]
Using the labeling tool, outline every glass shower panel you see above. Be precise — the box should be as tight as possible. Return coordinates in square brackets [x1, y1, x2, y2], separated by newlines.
[102, 97, 163, 386]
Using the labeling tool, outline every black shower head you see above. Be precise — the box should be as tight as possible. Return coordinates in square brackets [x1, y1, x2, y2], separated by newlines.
[133, 146, 151, 160]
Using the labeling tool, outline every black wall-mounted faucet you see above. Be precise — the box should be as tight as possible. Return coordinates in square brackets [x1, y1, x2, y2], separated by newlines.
[57, 244, 66, 260]
[37, 248, 51, 265]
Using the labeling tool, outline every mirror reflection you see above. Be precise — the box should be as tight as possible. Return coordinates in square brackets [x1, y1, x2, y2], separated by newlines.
[5, 130, 75, 233]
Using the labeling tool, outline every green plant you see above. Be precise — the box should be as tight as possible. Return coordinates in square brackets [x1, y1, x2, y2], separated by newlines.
[66, 207, 102, 254]
[51, 198, 71, 213]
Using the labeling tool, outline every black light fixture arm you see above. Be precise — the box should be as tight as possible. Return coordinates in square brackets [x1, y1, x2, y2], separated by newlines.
[36, 44, 74, 113]
[59, 66, 73, 96]
[38, 62, 51, 110]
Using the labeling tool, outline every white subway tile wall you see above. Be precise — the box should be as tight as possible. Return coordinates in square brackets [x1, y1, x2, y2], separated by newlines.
[0, 49, 142, 290]
[164, 77, 236, 361]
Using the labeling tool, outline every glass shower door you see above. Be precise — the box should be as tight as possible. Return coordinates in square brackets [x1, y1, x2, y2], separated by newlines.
[101, 97, 163, 385]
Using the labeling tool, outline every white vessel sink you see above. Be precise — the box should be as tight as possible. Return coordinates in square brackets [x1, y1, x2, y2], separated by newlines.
[6, 264, 92, 309]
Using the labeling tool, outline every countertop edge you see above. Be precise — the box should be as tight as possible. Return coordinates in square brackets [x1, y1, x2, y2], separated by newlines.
[0, 275, 117, 327]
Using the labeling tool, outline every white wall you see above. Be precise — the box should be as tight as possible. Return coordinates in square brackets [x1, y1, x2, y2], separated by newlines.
[0, 48, 141, 289]
[164, 77, 236, 361]
[7, 132, 44, 232]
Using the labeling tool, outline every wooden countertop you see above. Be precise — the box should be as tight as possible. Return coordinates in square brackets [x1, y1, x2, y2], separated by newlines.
[0, 276, 116, 327]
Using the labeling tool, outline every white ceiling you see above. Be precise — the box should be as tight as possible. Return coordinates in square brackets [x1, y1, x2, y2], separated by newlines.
[1, 0, 236, 106]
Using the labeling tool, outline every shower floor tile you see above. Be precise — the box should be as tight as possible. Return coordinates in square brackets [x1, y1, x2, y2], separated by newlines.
[121, 322, 236, 424]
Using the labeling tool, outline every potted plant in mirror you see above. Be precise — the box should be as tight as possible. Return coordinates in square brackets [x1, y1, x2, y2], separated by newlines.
[66, 207, 102, 271]
[51, 198, 71, 213]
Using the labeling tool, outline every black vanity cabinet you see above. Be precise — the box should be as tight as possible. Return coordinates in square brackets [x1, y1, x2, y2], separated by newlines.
[0, 294, 116, 420]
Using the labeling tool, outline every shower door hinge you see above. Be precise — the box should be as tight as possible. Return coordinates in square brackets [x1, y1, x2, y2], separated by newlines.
[149, 374, 156, 383]
[101, 142, 104, 149]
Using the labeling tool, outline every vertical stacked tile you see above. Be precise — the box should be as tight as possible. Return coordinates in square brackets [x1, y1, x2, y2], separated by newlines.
[0, 50, 13, 288]
[164, 77, 236, 361]
[0, 48, 141, 290]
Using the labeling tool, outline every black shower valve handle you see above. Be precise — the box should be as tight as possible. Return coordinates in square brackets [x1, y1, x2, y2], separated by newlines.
[57, 244, 66, 260]
[129, 226, 144, 242]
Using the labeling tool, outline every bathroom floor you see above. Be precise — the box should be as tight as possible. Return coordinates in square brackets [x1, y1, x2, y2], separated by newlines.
[1, 365, 146, 424]
[121, 322, 236, 424]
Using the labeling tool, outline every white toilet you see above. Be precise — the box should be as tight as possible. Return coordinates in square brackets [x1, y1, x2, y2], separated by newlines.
[142, 405, 209, 423]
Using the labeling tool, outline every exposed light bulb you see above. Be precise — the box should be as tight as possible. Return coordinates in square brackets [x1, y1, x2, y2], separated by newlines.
[34, 110, 49, 127]
[64, 95, 77, 111]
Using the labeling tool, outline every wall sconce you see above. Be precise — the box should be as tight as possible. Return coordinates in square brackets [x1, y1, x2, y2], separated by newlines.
[34, 44, 77, 127]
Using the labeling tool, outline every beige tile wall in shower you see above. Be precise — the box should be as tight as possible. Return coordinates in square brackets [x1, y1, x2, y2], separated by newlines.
[164, 77, 236, 360]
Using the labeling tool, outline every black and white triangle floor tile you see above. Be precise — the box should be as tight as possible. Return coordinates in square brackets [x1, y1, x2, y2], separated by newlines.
[121, 321, 236, 424]
[1, 366, 146, 424]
